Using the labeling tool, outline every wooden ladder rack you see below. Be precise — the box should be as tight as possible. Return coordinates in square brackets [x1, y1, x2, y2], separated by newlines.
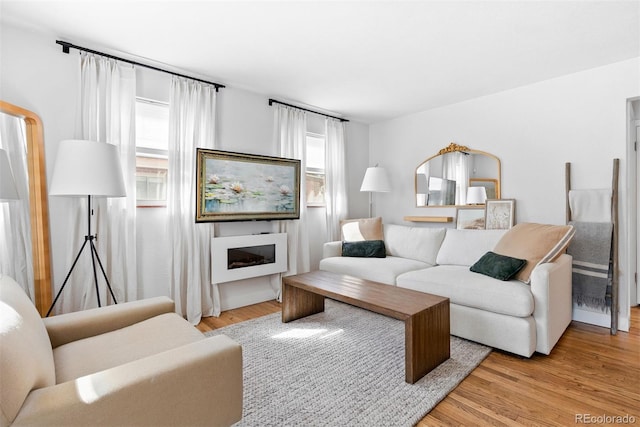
[565, 159, 619, 334]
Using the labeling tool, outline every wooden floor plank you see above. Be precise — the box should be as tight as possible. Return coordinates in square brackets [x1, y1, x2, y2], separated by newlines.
[197, 302, 640, 425]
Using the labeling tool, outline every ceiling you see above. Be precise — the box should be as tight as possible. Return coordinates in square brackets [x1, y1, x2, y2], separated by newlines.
[1, 1, 639, 124]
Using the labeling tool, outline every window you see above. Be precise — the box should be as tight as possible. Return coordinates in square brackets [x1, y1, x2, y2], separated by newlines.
[306, 133, 325, 206]
[135, 98, 169, 207]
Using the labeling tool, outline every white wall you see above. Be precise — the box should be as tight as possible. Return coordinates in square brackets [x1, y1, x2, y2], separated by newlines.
[369, 57, 640, 331]
[0, 22, 370, 312]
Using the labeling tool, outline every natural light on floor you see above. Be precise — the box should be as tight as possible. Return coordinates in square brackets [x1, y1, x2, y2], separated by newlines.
[271, 328, 344, 339]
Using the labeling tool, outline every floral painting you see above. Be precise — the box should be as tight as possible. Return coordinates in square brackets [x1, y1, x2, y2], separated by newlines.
[196, 149, 300, 222]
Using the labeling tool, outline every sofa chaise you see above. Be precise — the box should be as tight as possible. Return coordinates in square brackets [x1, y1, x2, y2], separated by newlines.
[320, 221, 575, 357]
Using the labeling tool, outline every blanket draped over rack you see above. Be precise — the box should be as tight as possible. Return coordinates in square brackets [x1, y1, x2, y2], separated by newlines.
[567, 221, 613, 311]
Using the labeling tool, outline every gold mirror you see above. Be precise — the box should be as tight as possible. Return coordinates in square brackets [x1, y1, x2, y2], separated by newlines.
[415, 142, 501, 207]
[0, 100, 52, 315]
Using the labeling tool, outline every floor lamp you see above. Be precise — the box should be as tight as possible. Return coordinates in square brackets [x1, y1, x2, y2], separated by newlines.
[46, 140, 126, 316]
[360, 165, 391, 217]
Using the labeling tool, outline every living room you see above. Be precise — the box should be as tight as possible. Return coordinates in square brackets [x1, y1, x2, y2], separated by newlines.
[1, 1, 639, 426]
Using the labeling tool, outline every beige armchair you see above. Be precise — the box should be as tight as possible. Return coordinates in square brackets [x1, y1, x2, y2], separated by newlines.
[0, 274, 242, 426]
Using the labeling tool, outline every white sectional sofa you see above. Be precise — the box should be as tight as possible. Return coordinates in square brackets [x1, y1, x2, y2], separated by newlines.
[319, 223, 574, 357]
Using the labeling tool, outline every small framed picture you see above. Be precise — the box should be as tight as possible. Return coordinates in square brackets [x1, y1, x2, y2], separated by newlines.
[485, 199, 516, 230]
[456, 207, 485, 230]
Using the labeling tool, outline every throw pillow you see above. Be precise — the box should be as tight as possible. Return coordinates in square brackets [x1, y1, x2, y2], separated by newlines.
[470, 251, 527, 281]
[493, 223, 575, 283]
[342, 240, 386, 258]
[340, 217, 384, 242]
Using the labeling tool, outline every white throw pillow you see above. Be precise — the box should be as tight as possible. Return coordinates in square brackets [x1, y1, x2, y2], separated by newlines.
[384, 224, 446, 266]
[436, 229, 507, 266]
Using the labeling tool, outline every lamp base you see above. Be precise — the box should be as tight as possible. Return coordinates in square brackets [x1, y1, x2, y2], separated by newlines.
[46, 195, 118, 317]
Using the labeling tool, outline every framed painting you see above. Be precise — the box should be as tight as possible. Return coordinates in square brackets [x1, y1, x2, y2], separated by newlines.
[196, 149, 301, 222]
[485, 199, 516, 230]
[456, 206, 486, 230]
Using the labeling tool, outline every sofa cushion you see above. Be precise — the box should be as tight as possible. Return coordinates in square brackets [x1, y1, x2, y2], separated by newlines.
[0, 275, 56, 426]
[342, 240, 386, 258]
[493, 223, 575, 283]
[396, 266, 534, 317]
[53, 313, 204, 384]
[436, 229, 507, 266]
[340, 217, 384, 241]
[319, 256, 429, 285]
[470, 251, 527, 281]
[384, 224, 446, 265]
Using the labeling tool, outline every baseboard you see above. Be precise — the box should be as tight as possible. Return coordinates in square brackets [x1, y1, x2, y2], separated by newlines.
[572, 305, 630, 332]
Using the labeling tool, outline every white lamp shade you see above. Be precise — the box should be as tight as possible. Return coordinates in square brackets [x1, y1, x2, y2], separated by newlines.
[49, 140, 126, 197]
[466, 186, 487, 204]
[360, 166, 391, 192]
[0, 148, 19, 201]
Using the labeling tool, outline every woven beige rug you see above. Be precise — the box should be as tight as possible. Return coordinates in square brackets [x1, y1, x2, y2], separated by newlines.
[206, 299, 491, 426]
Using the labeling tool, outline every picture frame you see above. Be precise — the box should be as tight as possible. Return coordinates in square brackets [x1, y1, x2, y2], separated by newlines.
[456, 206, 486, 230]
[195, 148, 301, 223]
[485, 199, 516, 230]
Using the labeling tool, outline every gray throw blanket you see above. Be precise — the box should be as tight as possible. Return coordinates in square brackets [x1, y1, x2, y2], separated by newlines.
[567, 221, 613, 311]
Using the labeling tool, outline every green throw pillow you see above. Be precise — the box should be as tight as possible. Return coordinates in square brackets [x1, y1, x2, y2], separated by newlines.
[342, 240, 386, 258]
[470, 251, 527, 281]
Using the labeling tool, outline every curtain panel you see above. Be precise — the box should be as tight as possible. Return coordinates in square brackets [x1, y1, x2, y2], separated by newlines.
[57, 52, 137, 314]
[324, 118, 348, 242]
[167, 77, 217, 324]
[0, 114, 34, 297]
[269, 105, 310, 300]
[443, 151, 470, 205]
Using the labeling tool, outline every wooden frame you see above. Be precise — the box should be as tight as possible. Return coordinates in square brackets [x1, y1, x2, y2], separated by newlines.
[0, 100, 52, 316]
[456, 206, 485, 230]
[484, 199, 516, 230]
[196, 149, 301, 222]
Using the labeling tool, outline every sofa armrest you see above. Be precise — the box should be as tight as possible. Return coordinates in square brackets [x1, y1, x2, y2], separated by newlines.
[13, 335, 243, 427]
[530, 254, 573, 354]
[44, 296, 176, 348]
[323, 241, 342, 259]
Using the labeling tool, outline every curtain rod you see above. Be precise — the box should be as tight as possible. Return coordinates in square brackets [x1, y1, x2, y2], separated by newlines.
[56, 40, 225, 91]
[268, 99, 349, 122]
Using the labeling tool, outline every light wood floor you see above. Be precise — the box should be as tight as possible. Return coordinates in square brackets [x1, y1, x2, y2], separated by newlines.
[197, 303, 639, 426]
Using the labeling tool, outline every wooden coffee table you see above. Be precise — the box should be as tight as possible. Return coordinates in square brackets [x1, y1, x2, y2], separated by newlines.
[282, 270, 450, 384]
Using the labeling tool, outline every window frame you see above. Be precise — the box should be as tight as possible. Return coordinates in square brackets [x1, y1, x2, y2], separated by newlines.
[305, 132, 326, 208]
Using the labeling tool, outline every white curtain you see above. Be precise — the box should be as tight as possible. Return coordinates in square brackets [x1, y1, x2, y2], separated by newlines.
[167, 77, 216, 324]
[443, 151, 470, 205]
[270, 105, 310, 299]
[324, 118, 348, 241]
[56, 52, 137, 314]
[0, 113, 34, 297]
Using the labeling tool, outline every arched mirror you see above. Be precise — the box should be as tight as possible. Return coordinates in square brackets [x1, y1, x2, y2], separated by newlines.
[416, 142, 501, 207]
[0, 100, 52, 316]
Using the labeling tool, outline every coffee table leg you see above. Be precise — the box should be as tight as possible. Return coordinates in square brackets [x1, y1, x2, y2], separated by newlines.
[282, 281, 325, 322]
[405, 301, 450, 384]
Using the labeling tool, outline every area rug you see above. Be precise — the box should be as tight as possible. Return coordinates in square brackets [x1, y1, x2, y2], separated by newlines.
[206, 300, 491, 426]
